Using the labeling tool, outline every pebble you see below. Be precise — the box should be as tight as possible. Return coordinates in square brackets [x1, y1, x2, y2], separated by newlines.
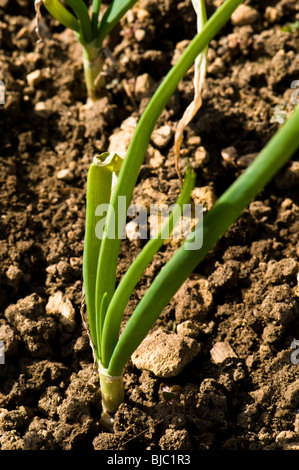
[221, 146, 238, 167]
[134, 73, 156, 101]
[134, 28, 146, 42]
[6, 265, 22, 287]
[148, 148, 164, 169]
[231, 5, 260, 26]
[176, 320, 201, 338]
[264, 6, 279, 23]
[192, 186, 217, 211]
[108, 116, 138, 158]
[136, 8, 150, 21]
[171, 40, 190, 66]
[193, 146, 210, 166]
[46, 291, 76, 332]
[34, 101, 51, 117]
[151, 125, 173, 149]
[210, 341, 237, 364]
[56, 168, 73, 182]
[26, 69, 47, 87]
[131, 329, 200, 378]
[236, 152, 258, 168]
[125, 219, 144, 241]
[187, 136, 201, 147]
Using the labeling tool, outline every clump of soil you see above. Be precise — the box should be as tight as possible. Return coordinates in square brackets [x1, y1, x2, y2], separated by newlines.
[0, 0, 298, 450]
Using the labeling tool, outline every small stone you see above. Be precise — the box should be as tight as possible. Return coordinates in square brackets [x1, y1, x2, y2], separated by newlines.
[134, 28, 146, 42]
[264, 6, 278, 23]
[136, 8, 150, 21]
[131, 329, 200, 378]
[6, 265, 22, 287]
[171, 40, 190, 66]
[192, 186, 216, 211]
[125, 219, 144, 241]
[34, 101, 51, 117]
[56, 168, 73, 181]
[236, 153, 258, 168]
[151, 125, 173, 149]
[187, 136, 201, 147]
[193, 146, 209, 166]
[210, 341, 237, 364]
[108, 116, 138, 158]
[281, 198, 293, 209]
[221, 146, 238, 167]
[46, 291, 76, 332]
[231, 5, 260, 26]
[26, 70, 42, 87]
[46, 264, 57, 275]
[56, 261, 73, 281]
[134, 73, 156, 101]
[149, 148, 164, 169]
[176, 321, 201, 338]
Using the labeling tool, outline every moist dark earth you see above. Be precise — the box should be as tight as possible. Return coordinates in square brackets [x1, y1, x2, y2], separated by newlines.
[0, 0, 299, 450]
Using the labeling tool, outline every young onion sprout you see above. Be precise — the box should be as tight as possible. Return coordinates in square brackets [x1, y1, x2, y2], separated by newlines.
[35, 0, 138, 101]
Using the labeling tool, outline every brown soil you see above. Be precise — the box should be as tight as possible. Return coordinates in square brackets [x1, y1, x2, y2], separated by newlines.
[0, 0, 299, 451]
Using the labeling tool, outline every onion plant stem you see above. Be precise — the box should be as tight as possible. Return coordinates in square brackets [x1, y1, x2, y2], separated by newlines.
[95, 0, 245, 366]
[83, 164, 112, 359]
[107, 105, 299, 376]
[82, 43, 105, 100]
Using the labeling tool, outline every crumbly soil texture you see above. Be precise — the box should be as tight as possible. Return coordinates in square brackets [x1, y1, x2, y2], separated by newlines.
[0, 0, 299, 451]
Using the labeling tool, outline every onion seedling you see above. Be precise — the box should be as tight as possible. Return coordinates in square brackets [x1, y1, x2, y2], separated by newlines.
[83, 0, 299, 419]
[35, 0, 138, 101]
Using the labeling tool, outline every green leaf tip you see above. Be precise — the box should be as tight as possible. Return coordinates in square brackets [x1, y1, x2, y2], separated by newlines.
[93, 152, 123, 174]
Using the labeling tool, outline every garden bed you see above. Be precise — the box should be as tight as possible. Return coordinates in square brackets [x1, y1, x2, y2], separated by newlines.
[0, 0, 298, 450]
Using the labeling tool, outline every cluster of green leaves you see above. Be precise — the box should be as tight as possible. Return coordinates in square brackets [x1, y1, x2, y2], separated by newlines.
[38, 0, 138, 48]
[37, 0, 138, 98]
